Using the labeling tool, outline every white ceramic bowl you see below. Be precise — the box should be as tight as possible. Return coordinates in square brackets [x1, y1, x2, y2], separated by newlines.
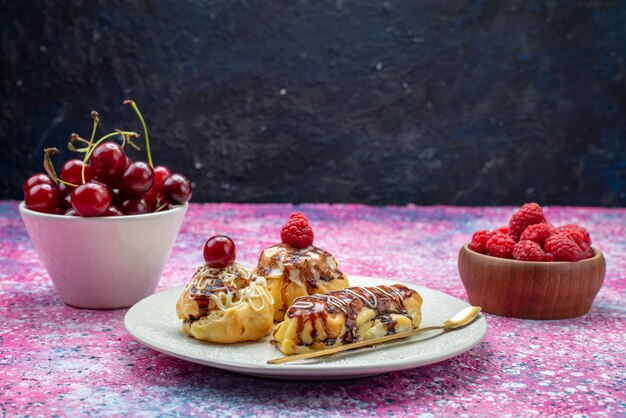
[19, 202, 188, 309]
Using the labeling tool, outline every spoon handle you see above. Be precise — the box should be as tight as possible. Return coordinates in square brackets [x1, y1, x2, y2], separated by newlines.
[267, 325, 444, 365]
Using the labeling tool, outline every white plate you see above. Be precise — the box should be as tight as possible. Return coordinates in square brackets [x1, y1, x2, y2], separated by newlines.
[124, 276, 488, 380]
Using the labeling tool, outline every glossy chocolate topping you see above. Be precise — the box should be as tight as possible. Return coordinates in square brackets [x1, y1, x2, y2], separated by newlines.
[285, 284, 418, 345]
[253, 244, 348, 314]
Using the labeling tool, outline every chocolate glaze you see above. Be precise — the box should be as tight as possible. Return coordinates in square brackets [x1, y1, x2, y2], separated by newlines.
[254, 244, 348, 315]
[184, 265, 251, 324]
[285, 284, 417, 346]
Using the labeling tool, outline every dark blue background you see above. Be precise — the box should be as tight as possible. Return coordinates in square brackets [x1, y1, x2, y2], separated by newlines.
[1, 0, 625, 205]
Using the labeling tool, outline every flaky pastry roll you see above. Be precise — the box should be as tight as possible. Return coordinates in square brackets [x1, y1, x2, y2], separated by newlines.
[273, 284, 422, 355]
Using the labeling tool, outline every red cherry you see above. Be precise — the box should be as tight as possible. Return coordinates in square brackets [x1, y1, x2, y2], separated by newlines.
[203, 235, 236, 268]
[61, 159, 94, 185]
[60, 194, 73, 212]
[121, 197, 150, 215]
[110, 188, 124, 203]
[151, 194, 170, 212]
[23, 173, 53, 192]
[25, 184, 59, 213]
[143, 182, 160, 207]
[57, 182, 75, 198]
[65, 208, 80, 216]
[144, 165, 172, 205]
[163, 173, 192, 204]
[104, 206, 124, 216]
[120, 161, 154, 196]
[154, 166, 172, 186]
[71, 182, 111, 217]
[90, 142, 128, 185]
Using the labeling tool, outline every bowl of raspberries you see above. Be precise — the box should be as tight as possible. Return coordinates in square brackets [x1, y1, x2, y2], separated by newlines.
[458, 203, 606, 319]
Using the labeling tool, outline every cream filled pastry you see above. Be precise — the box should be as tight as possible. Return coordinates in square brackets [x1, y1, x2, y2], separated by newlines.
[273, 284, 422, 355]
[176, 235, 274, 343]
[252, 212, 350, 321]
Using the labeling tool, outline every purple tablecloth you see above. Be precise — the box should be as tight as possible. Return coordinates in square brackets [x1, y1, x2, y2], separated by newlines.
[1, 202, 624, 416]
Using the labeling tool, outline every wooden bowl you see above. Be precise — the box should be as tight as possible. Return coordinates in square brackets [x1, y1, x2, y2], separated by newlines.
[458, 243, 606, 319]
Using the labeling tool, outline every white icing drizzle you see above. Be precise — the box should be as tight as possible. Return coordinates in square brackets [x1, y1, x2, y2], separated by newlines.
[291, 301, 315, 309]
[186, 263, 249, 292]
[345, 288, 378, 309]
[377, 287, 402, 306]
[186, 263, 273, 313]
[239, 277, 274, 312]
[389, 286, 407, 301]
[320, 294, 349, 314]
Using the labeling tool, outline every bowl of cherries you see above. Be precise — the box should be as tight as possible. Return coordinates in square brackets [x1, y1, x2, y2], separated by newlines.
[19, 101, 192, 309]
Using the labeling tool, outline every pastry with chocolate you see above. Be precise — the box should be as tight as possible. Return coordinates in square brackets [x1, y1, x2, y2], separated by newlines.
[176, 235, 274, 343]
[273, 284, 423, 355]
[252, 213, 350, 321]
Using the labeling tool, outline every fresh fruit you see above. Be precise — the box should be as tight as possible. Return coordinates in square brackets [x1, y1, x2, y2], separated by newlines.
[557, 224, 591, 248]
[61, 159, 94, 185]
[24, 100, 191, 218]
[121, 197, 150, 215]
[90, 142, 128, 185]
[104, 206, 124, 216]
[25, 184, 59, 213]
[469, 230, 493, 254]
[163, 174, 192, 204]
[508, 203, 546, 241]
[23, 173, 53, 192]
[512, 240, 547, 261]
[71, 182, 111, 217]
[120, 161, 154, 196]
[468, 203, 594, 262]
[519, 223, 556, 247]
[110, 188, 124, 204]
[203, 235, 236, 268]
[544, 234, 584, 262]
[143, 165, 173, 205]
[60, 194, 73, 212]
[57, 182, 73, 197]
[493, 226, 510, 235]
[152, 194, 170, 212]
[154, 165, 173, 187]
[485, 234, 515, 259]
[281, 212, 314, 248]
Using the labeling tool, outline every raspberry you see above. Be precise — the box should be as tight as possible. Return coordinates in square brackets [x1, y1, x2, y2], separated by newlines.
[493, 226, 510, 235]
[544, 253, 554, 262]
[280, 212, 314, 248]
[486, 234, 516, 259]
[512, 240, 546, 261]
[580, 246, 593, 260]
[469, 230, 493, 254]
[557, 224, 591, 247]
[544, 234, 584, 262]
[519, 223, 556, 247]
[509, 203, 547, 241]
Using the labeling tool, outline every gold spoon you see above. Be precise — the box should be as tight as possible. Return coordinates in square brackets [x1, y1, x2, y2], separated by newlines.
[267, 306, 482, 365]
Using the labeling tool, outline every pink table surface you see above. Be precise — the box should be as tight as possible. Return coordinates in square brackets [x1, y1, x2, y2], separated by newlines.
[1, 201, 625, 416]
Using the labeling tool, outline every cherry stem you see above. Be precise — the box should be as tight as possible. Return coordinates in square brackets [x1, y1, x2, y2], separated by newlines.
[70, 133, 91, 145]
[154, 202, 169, 212]
[126, 136, 142, 151]
[115, 129, 142, 152]
[124, 100, 153, 168]
[43, 148, 78, 187]
[83, 130, 140, 164]
[67, 143, 89, 153]
[81, 111, 100, 184]
[116, 129, 127, 148]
